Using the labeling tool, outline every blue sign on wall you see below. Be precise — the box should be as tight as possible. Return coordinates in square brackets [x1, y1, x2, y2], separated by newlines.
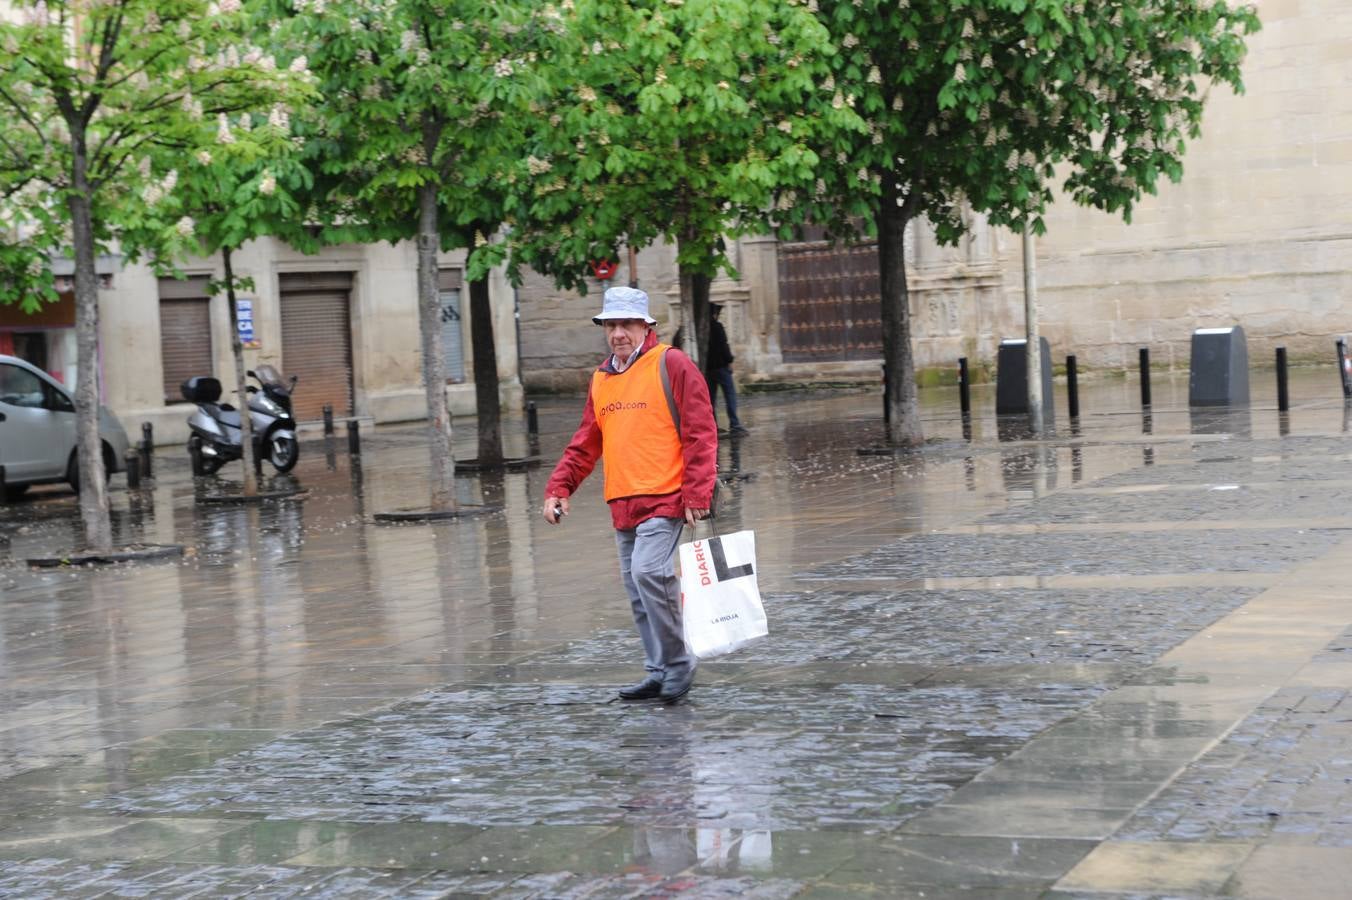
[236, 298, 260, 349]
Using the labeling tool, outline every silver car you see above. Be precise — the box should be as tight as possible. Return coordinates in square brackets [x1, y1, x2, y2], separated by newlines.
[0, 353, 129, 499]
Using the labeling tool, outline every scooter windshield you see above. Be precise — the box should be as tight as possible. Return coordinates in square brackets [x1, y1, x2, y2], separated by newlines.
[254, 364, 286, 387]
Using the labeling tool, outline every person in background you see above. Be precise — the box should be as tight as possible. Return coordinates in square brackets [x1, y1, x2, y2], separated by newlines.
[706, 303, 747, 435]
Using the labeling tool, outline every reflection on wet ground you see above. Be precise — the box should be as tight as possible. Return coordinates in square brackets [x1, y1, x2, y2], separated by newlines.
[1, 367, 1351, 897]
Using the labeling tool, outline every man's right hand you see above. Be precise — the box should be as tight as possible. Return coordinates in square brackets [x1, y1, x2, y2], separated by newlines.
[542, 495, 570, 525]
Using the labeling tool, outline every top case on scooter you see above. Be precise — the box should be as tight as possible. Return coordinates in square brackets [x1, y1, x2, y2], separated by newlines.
[181, 377, 222, 403]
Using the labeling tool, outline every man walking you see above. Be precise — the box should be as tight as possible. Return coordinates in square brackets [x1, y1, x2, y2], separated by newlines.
[706, 304, 747, 435]
[542, 286, 718, 703]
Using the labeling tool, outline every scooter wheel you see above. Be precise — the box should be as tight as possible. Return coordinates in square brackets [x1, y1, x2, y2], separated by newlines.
[268, 434, 299, 473]
[188, 434, 225, 475]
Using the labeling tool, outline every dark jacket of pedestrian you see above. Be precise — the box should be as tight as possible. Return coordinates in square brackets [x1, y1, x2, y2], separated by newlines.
[707, 318, 734, 371]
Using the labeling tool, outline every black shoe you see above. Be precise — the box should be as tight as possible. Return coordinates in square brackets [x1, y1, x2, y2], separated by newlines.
[617, 675, 664, 701]
[730, 425, 750, 435]
[659, 670, 695, 703]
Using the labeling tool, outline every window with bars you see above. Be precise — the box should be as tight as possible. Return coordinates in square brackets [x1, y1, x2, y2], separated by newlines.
[439, 268, 465, 383]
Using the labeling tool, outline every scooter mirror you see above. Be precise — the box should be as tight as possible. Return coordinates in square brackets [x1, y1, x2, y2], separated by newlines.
[246, 369, 256, 378]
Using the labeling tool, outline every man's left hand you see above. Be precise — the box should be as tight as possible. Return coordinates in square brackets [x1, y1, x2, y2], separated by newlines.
[685, 507, 710, 526]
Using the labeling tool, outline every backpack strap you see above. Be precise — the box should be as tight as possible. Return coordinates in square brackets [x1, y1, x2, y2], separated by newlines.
[659, 348, 681, 432]
[661, 346, 721, 522]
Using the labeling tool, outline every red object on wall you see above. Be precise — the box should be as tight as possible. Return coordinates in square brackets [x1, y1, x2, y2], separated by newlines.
[591, 259, 618, 280]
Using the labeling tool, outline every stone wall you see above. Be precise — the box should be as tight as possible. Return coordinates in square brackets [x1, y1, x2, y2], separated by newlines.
[516, 241, 680, 393]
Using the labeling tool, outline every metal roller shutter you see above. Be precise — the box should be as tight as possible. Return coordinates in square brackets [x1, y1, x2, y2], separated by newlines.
[158, 277, 212, 404]
[279, 273, 354, 423]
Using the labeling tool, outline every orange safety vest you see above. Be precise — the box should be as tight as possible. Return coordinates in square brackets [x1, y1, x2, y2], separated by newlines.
[591, 345, 684, 501]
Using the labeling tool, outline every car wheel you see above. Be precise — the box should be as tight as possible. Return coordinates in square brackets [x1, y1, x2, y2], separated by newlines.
[67, 444, 116, 494]
[267, 433, 299, 473]
[2, 483, 29, 501]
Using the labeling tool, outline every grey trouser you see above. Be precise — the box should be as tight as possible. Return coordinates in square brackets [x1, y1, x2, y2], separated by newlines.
[615, 516, 695, 680]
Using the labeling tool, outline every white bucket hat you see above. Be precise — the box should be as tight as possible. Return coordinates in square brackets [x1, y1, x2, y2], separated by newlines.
[593, 286, 656, 325]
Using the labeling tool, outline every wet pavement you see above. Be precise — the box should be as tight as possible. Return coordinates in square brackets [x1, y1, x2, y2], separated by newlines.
[1, 367, 1351, 898]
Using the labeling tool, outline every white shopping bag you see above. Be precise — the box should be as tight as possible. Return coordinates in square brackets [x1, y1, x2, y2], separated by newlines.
[679, 529, 768, 658]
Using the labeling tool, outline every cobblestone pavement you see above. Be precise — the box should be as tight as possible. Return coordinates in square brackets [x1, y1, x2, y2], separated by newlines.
[1, 369, 1351, 897]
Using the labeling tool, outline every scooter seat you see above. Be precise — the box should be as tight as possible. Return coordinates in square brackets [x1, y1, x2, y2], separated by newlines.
[207, 404, 242, 428]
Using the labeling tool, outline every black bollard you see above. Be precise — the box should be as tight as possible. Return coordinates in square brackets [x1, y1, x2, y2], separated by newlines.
[882, 363, 890, 424]
[140, 422, 153, 479]
[1338, 338, 1352, 398]
[1139, 347, 1152, 408]
[347, 419, 361, 456]
[323, 404, 334, 436]
[188, 439, 204, 477]
[1066, 355, 1080, 419]
[1276, 347, 1289, 412]
[124, 449, 141, 489]
[526, 401, 539, 435]
[958, 357, 971, 416]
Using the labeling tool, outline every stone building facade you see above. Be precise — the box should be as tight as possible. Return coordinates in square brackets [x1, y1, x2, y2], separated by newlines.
[1029, 0, 1352, 369]
[6, 240, 524, 444]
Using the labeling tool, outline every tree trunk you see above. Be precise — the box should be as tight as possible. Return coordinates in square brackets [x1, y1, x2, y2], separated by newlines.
[469, 273, 503, 465]
[67, 127, 113, 551]
[416, 182, 456, 510]
[675, 233, 712, 371]
[223, 246, 259, 495]
[876, 186, 924, 446]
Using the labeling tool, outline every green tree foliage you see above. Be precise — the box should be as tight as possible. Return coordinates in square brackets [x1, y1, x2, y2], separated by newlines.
[137, 72, 315, 494]
[272, 0, 560, 496]
[512, 0, 863, 368]
[808, 0, 1260, 444]
[0, 0, 307, 549]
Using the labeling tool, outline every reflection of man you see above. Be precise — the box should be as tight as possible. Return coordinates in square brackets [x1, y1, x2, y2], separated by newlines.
[706, 304, 747, 435]
[542, 287, 718, 703]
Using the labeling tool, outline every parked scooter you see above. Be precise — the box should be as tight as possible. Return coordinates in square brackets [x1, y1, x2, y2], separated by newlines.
[182, 365, 300, 475]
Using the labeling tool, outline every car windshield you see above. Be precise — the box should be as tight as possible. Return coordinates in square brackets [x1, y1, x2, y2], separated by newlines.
[254, 364, 285, 387]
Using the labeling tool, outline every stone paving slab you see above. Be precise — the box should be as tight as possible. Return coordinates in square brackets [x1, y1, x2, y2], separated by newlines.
[2, 385, 1351, 897]
[546, 587, 1264, 668]
[89, 681, 1102, 831]
[1088, 453, 1352, 487]
[1115, 651, 1352, 847]
[799, 528, 1346, 580]
[982, 483, 1352, 525]
[0, 857, 648, 899]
